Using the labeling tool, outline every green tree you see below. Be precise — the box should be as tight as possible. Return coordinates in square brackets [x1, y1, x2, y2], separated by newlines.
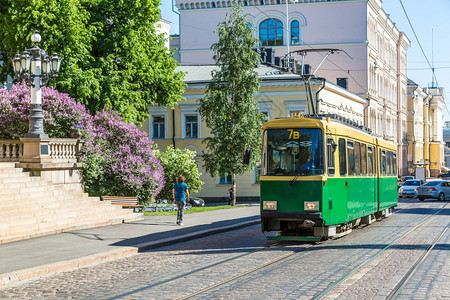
[0, 0, 184, 125]
[0, 0, 96, 97]
[154, 145, 203, 201]
[199, 2, 264, 206]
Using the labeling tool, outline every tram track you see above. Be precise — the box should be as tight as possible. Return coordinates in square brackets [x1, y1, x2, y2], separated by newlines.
[386, 225, 448, 299]
[313, 202, 448, 300]
[106, 240, 314, 300]
[107, 200, 443, 300]
[178, 203, 446, 300]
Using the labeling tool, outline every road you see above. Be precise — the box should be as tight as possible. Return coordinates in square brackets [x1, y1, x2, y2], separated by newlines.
[0, 198, 448, 299]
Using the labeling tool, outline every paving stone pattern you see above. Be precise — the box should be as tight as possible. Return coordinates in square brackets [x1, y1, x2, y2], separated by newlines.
[0, 200, 448, 300]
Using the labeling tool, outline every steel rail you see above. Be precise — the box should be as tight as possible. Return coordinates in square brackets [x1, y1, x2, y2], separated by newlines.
[106, 239, 311, 300]
[386, 225, 448, 299]
[178, 243, 315, 300]
[312, 203, 448, 299]
[108, 200, 425, 300]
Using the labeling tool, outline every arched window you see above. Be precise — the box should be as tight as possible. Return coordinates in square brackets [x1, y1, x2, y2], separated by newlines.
[290, 20, 300, 45]
[259, 18, 283, 46]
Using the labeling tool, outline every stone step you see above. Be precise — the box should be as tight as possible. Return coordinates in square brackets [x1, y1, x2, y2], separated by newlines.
[0, 163, 145, 245]
[0, 191, 97, 210]
[0, 212, 143, 244]
[0, 196, 120, 220]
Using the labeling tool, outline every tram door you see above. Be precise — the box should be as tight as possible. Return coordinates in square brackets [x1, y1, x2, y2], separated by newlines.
[367, 145, 378, 211]
[336, 138, 348, 222]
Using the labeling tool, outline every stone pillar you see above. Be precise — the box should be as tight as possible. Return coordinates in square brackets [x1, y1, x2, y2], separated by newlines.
[19, 137, 52, 164]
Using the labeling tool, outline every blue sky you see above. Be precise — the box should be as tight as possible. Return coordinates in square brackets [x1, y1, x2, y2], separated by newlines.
[160, 0, 450, 120]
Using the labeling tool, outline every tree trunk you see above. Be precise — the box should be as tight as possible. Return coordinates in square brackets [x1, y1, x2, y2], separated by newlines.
[231, 173, 236, 206]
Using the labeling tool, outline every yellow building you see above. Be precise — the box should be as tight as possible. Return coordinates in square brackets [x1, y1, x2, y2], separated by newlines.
[143, 65, 367, 200]
[407, 80, 445, 177]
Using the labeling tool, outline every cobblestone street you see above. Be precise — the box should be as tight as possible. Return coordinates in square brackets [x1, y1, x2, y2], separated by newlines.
[0, 199, 448, 299]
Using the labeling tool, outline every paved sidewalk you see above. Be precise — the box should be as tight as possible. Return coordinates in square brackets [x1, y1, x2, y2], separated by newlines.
[0, 205, 260, 287]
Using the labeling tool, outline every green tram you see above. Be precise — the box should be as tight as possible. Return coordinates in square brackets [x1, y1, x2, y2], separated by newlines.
[260, 115, 398, 241]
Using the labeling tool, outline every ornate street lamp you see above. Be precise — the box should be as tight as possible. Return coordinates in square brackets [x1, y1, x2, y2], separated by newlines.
[11, 30, 61, 138]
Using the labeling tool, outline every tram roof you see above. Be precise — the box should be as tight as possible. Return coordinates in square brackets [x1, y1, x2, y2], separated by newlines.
[262, 114, 396, 150]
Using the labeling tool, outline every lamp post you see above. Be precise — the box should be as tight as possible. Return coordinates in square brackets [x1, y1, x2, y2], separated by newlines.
[11, 30, 61, 138]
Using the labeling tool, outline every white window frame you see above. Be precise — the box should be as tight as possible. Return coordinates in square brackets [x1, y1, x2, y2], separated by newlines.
[286, 103, 306, 117]
[181, 108, 200, 139]
[149, 109, 168, 140]
[258, 102, 272, 121]
[219, 173, 232, 185]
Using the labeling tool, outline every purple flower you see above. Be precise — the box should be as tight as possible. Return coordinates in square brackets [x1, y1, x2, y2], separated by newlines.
[0, 82, 165, 202]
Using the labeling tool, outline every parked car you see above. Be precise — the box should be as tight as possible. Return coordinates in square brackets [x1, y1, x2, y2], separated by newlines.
[398, 179, 422, 198]
[417, 180, 450, 201]
[189, 197, 205, 207]
[437, 171, 450, 179]
[398, 176, 414, 188]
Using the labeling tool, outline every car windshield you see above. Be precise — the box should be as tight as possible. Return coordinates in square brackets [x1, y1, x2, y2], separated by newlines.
[403, 180, 421, 186]
[424, 181, 441, 186]
[263, 128, 324, 176]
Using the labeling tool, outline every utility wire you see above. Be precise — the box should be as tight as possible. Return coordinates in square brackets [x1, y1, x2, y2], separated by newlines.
[398, 0, 450, 119]
[398, 0, 439, 87]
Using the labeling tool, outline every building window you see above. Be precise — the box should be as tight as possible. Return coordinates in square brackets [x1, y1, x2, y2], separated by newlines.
[185, 115, 198, 138]
[182, 109, 200, 139]
[286, 103, 306, 118]
[289, 110, 304, 118]
[337, 78, 348, 89]
[219, 173, 232, 185]
[259, 18, 283, 46]
[290, 20, 300, 45]
[149, 110, 167, 139]
[152, 116, 165, 139]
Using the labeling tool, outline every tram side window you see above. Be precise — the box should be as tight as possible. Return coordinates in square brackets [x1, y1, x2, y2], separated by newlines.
[339, 138, 347, 176]
[380, 149, 386, 175]
[347, 140, 355, 176]
[393, 153, 397, 176]
[386, 151, 391, 175]
[388, 151, 394, 175]
[368, 146, 374, 175]
[327, 137, 335, 175]
[361, 143, 367, 175]
[355, 142, 361, 175]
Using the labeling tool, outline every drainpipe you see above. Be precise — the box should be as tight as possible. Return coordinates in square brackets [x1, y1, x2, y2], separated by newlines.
[172, 108, 176, 148]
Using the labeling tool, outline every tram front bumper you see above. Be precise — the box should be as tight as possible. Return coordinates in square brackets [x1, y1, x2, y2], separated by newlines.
[261, 211, 322, 220]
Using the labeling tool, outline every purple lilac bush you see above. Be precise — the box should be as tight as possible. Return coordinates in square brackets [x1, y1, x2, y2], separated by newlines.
[0, 83, 164, 203]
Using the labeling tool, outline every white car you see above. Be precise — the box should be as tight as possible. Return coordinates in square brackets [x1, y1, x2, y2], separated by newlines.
[398, 179, 422, 198]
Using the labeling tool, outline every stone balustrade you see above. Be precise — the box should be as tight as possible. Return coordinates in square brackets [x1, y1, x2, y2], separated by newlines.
[0, 140, 23, 162]
[49, 138, 82, 163]
[0, 138, 82, 163]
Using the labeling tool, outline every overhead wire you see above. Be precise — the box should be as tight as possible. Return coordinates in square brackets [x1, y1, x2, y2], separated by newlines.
[398, 0, 450, 116]
[398, 0, 439, 87]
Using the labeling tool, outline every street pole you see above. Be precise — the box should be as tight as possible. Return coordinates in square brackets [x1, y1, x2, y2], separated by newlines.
[26, 35, 47, 138]
[12, 30, 61, 138]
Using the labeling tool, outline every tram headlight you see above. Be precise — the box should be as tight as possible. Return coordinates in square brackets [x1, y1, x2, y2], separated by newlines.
[263, 201, 277, 210]
[304, 201, 319, 211]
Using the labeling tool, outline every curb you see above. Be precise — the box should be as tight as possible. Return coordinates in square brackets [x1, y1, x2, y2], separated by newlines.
[0, 219, 260, 287]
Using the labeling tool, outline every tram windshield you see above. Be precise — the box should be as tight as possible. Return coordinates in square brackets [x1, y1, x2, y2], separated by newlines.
[263, 128, 324, 176]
